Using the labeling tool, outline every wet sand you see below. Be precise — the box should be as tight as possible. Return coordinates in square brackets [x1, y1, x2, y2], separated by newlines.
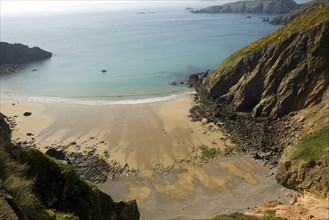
[99, 155, 292, 219]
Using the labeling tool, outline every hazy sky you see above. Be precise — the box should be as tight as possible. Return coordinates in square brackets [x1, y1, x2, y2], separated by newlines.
[0, 0, 311, 16]
[1, 1, 216, 15]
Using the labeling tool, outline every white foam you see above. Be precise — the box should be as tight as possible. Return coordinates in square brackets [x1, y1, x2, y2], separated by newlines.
[1, 91, 194, 106]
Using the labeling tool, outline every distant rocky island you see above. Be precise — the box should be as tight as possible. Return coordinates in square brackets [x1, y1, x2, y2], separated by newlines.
[191, 0, 298, 14]
[0, 42, 52, 76]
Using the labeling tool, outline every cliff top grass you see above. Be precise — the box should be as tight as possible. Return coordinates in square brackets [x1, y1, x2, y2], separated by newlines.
[292, 126, 329, 161]
[217, 5, 329, 71]
[212, 212, 287, 220]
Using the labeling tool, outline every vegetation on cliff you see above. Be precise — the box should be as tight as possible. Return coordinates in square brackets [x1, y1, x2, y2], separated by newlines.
[292, 126, 329, 161]
[192, 0, 297, 14]
[276, 126, 329, 199]
[212, 212, 287, 220]
[205, 4, 329, 116]
[0, 113, 140, 219]
[218, 4, 329, 72]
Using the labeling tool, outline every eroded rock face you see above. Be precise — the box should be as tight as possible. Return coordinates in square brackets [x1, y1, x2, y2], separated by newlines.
[203, 20, 329, 117]
[276, 153, 329, 199]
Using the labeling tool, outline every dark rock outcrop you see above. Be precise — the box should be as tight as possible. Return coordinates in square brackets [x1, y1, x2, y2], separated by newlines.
[45, 148, 68, 161]
[192, 0, 297, 14]
[0, 42, 52, 65]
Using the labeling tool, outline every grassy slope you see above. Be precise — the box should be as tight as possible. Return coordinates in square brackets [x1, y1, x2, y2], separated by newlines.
[217, 5, 329, 71]
[21, 149, 116, 219]
[0, 144, 119, 219]
[292, 126, 329, 161]
[0, 145, 51, 219]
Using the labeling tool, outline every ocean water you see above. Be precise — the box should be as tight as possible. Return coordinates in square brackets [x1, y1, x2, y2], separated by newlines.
[0, 1, 282, 104]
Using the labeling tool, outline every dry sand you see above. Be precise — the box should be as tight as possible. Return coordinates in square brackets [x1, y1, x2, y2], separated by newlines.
[0, 94, 296, 219]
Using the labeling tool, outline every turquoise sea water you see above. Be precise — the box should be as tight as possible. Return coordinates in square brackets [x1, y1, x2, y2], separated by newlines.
[1, 1, 282, 104]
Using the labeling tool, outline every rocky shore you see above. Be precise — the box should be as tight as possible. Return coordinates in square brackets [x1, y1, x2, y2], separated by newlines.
[189, 85, 304, 167]
[0, 64, 23, 77]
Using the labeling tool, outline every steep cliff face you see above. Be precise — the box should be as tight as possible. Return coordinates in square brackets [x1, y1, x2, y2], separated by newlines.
[276, 155, 329, 199]
[276, 126, 329, 199]
[0, 42, 52, 65]
[192, 0, 297, 14]
[203, 5, 329, 117]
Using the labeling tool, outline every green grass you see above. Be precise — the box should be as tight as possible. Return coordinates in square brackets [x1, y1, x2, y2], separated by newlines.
[53, 212, 79, 220]
[0, 145, 49, 220]
[201, 145, 217, 159]
[216, 5, 329, 72]
[292, 126, 329, 161]
[264, 210, 276, 218]
[212, 212, 287, 220]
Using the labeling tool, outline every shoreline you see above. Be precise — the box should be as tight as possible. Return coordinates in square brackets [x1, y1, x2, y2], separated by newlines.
[0, 90, 194, 105]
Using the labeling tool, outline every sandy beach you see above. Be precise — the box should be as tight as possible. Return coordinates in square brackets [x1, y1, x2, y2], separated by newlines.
[0, 94, 293, 219]
[1, 94, 232, 171]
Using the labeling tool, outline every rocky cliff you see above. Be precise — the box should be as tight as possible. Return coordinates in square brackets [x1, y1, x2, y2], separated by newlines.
[0, 113, 140, 219]
[203, 5, 329, 117]
[0, 42, 52, 65]
[191, 5, 329, 198]
[192, 0, 297, 14]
